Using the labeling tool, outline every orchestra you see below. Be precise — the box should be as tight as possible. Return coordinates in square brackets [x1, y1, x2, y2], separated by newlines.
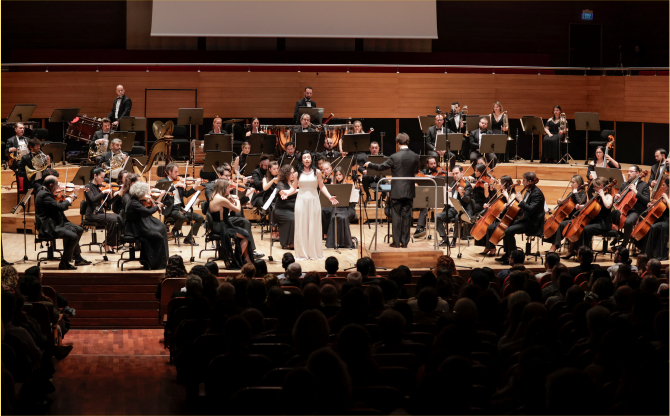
[3, 86, 669, 270]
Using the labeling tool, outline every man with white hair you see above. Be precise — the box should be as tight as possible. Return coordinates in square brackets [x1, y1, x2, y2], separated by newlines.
[281, 262, 303, 287]
[108, 85, 132, 127]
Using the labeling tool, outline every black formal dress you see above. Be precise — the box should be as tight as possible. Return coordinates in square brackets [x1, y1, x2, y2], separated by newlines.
[367, 147, 420, 247]
[107, 95, 132, 123]
[35, 187, 84, 265]
[294, 98, 317, 124]
[437, 181, 473, 241]
[645, 206, 669, 260]
[542, 118, 563, 161]
[84, 183, 119, 246]
[611, 179, 650, 248]
[326, 201, 356, 249]
[274, 181, 296, 248]
[502, 185, 546, 255]
[156, 178, 204, 240]
[210, 206, 252, 268]
[545, 190, 588, 247]
[490, 113, 504, 134]
[124, 197, 168, 270]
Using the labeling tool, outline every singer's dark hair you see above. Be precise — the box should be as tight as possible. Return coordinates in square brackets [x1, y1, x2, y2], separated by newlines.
[296, 150, 316, 177]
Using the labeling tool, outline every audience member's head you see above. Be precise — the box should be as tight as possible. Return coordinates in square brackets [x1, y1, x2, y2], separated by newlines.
[346, 271, 362, 285]
[263, 274, 280, 290]
[240, 263, 256, 279]
[379, 309, 406, 344]
[293, 309, 330, 358]
[355, 257, 371, 277]
[321, 284, 339, 306]
[558, 273, 574, 296]
[453, 298, 477, 329]
[469, 268, 489, 291]
[303, 283, 322, 310]
[379, 279, 399, 303]
[1, 265, 19, 289]
[204, 261, 219, 277]
[325, 256, 339, 275]
[615, 247, 632, 265]
[286, 262, 302, 280]
[577, 246, 594, 265]
[435, 255, 457, 275]
[647, 258, 662, 277]
[164, 255, 187, 278]
[306, 348, 352, 412]
[216, 282, 235, 301]
[282, 253, 295, 271]
[185, 274, 203, 295]
[641, 276, 659, 293]
[303, 271, 321, 287]
[252, 259, 268, 277]
[417, 271, 437, 292]
[246, 279, 267, 307]
[545, 252, 560, 271]
[510, 249, 525, 266]
[592, 277, 615, 300]
[240, 308, 264, 336]
[614, 285, 633, 311]
[636, 253, 649, 274]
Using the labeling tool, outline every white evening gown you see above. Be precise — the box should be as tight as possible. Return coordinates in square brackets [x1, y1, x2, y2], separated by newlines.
[294, 170, 324, 260]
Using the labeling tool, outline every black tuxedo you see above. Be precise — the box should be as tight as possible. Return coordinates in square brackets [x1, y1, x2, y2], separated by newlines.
[469, 129, 496, 163]
[424, 125, 448, 153]
[613, 178, 651, 248]
[650, 162, 666, 184]
[251, 167, 268, 208]
[5, 135, 28, 171]
[502, 185, 546, 254]
[357, 152, 382, 198]
[437, 180, 473, 240]
[35, 187, 84, 264]
[21, 152, 48, 190]
[107, 95, 132, 122]
[294, 98, 317, 124]
[447, 112, 465, 134]
[321, 149, 342, 161]
[156, 177, 204, 240]
[293, 126, 316, 135]
[367, 147, 420, 246]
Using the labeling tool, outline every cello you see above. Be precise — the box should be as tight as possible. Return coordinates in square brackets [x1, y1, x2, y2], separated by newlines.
[543, 182, 587, 239]
[631, 186, 668, 241]
[489, 179, 537, 246]
[562, 179, 617, 243]
[612, 170, 648, 229]
[470, 179, 519, 240]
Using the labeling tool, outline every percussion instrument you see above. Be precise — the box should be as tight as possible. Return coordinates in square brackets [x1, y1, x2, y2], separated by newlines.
[191, 140, 205, 164]
[265, 125, 294, 152]
[66, 115, 102, 143]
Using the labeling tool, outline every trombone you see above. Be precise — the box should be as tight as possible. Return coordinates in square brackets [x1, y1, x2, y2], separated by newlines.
[503, 111, 512, 141]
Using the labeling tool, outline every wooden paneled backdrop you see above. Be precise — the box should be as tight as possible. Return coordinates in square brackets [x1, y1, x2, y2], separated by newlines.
[2, 72, 668, 124]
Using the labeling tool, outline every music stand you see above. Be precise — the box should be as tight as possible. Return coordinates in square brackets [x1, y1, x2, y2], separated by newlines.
[281, 156, 299, 168]
[448, 196, 477, 261]
[204, 134, 232, 152]
[119, 117, 147, 132]
[480, 134, 508, 159]
[319, 183, 353, 253]
[366, 156, 392, 177]
[50, 108, 81, 140]
[248, 133, 276, 155]
[418, 116, 436, 134]
[298, 107, 324, 125]
[413, 185, 441, 244]
[110, 132, 137, 153]
[295, 132, 321, 153]
[12, 189, 37, 264]
[520, 116, 544, 163]
[42, 142, 67, 165]
[342, 133, 370, 154]
[177, 108, 204, 140]
[447, 133, 464, 153]
[202, 151, 234, 173]
[465, 115, 481, 133]
[71, 166, 96, 186]
[595, 167, 624, 188]
[241, 154, 264, 175]
[574, 112, 600, 164]
[7, 104, 37, 123]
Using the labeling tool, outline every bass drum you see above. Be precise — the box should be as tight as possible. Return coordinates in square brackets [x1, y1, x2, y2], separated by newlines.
[66, 115, 102, 143]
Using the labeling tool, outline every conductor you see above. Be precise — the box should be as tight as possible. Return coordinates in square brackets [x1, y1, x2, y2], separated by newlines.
[364, 133, 419, 248]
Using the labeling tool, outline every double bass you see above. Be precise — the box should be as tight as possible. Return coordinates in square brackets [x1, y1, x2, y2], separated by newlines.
[489, 179, 536, 246]
[543, 183, 587, 239]
[562, 180, 617, 243]
[612, 170, 649, 229]
[470, 180, 519, 240]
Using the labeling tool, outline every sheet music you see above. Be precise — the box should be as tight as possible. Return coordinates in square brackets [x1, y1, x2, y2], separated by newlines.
[349, 186, 359, 203]
[263, 188, 278, 211]
[184, 190, 201, 212]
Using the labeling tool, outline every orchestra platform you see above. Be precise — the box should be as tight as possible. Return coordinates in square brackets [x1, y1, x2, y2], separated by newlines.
[1, 160, 662, 329]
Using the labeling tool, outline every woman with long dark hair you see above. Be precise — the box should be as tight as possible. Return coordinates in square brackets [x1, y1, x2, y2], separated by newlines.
[280, 150, 338, 260]
[542, 105, 565, 163]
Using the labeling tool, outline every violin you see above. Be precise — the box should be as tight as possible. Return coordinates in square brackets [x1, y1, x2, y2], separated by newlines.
[613, 170, 649, 229]
[470, 180, 520, 241]
[563, 180, 617, 243]
[54, 183, 86, 202]
[543, 183, 587, 239]
[489, 178, 538, 246]
[98, 182, 121, 192]
[173, 176, 198, 187]
[473, 171, 496, 189]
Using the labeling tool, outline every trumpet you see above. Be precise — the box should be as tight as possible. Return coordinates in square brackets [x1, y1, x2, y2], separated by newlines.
[25, 151, 49, 180]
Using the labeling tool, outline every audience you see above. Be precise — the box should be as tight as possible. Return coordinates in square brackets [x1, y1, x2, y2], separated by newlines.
[325, 256, 339, 277]
[281, 263, 303, 287]
[570, 246, 601, 277]
[497, 250, 526, 283]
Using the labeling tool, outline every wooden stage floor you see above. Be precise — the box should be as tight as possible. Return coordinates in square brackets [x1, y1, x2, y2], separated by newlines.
[1, 220, 628, 274]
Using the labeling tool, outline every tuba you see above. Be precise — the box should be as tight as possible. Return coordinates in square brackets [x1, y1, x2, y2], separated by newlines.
[25, 151, 49, 180]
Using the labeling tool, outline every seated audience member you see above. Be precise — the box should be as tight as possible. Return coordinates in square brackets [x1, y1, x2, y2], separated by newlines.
[325, 256, 339, 277]
[542, 264, 568, 301]
[497, 250, 526, 283]
[281, 263, 303, 287]
[277, 253, 296, 280]
[570, 246, 601, 277]
[408, 272, 449, 312]
[156, 255, 187, 300]
[336, 323, 385, 387]
[2, 265, 19, 290]
[546, 273, 575, 309]
[607, 247, 637, 277]
[636, 253, 649, 276]
[321, 284, 340, 318]
[252, 259, 268, 277]
[346, 271, 362, 286]
[263, 274, 280, 291]
[240, 263, 256, 280]
[536, 252, 560, 281]
[205, 261, 219, 277]
[413, 288, 444, 325]
[645, 258, 664, 278]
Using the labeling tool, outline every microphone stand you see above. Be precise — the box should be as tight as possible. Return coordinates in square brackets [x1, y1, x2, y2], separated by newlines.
[92, 177, 112, 265]
[12, 190, 37, 265]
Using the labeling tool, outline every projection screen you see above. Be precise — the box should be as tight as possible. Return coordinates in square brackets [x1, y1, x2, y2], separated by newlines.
[151, 1, 437, 39]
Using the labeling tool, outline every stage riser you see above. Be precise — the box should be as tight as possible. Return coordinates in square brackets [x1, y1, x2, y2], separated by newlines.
[361, 247, 443, 269]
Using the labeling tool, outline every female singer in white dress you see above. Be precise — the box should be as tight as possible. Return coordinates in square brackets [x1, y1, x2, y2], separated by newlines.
[280, 150, 338, 260]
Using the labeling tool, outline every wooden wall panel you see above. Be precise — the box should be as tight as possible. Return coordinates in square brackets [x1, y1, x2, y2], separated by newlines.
[1, 72, 667, 124]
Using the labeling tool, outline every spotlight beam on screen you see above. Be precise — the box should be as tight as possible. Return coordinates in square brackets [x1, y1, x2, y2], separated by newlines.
[151, 0, 437, 39]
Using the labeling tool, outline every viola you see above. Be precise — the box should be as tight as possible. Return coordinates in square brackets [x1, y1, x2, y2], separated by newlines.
[563, 180, 617, 243]
[470, 180, 520, 241]
[613, 170, 649, 229]
[489, 180, 535, 246]
[543, 184, 586, 239]
[631, 194, 668, 241]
